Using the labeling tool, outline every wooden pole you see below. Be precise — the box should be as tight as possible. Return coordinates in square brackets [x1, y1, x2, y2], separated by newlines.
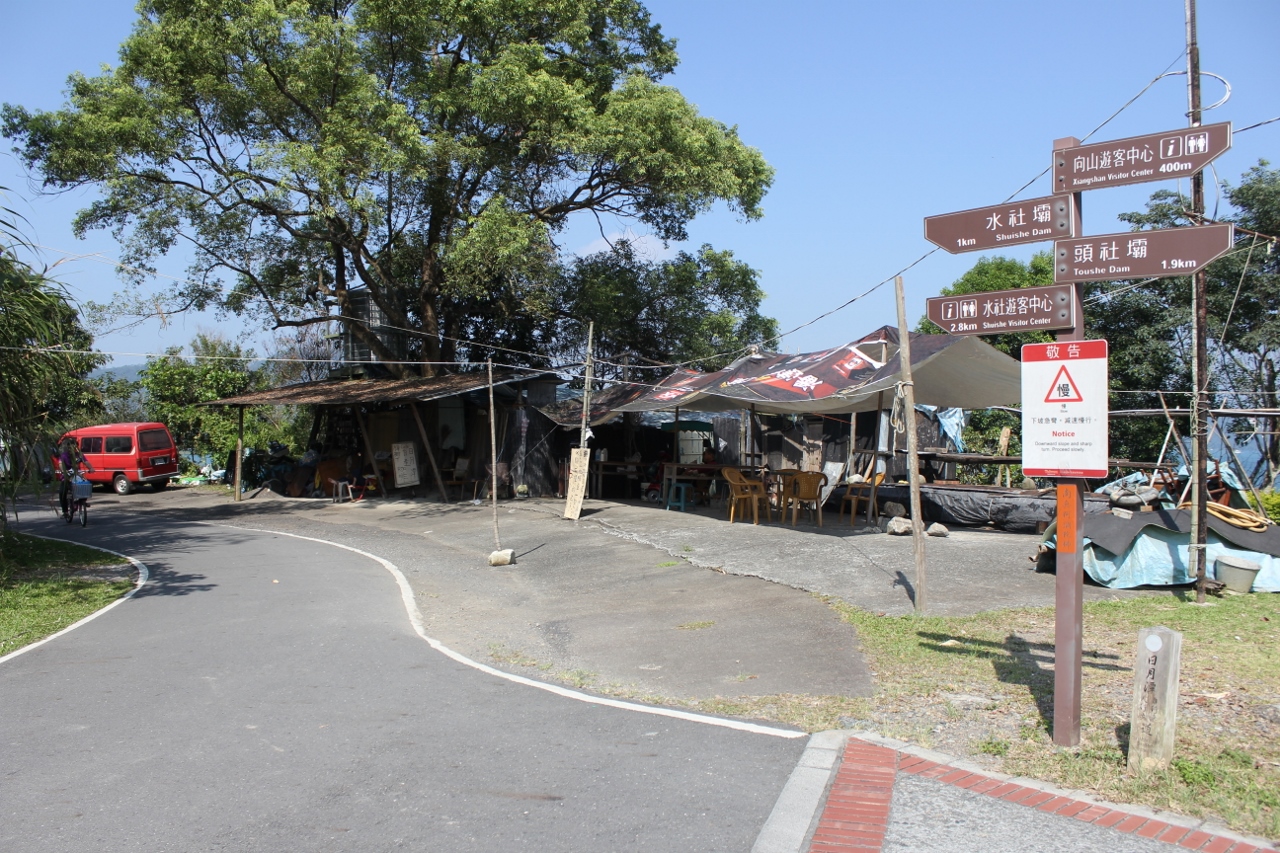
[894, 276, 927, 613]
[1186, 0, 1210, 603]
[352, 408, 386, 498]
[409, 402, 450, 503]
[488, 359, 500, 550]
[233, 406, 244, 501]
[865, 391, 885, 525]
[579, 322, 594, 450]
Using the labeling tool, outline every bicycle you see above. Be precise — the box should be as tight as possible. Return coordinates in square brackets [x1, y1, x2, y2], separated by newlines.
[55, 475, 92, 527]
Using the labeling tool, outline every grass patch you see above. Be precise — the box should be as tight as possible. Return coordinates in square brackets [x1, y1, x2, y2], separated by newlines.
[656, 560, 682, 568]
[0, 531, 134, 657]
[677, 620, 715, 630]
[827, 592, 1280, 841]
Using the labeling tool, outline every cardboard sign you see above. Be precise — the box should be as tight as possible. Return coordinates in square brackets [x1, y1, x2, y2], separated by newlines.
[391, 441, 420, 488]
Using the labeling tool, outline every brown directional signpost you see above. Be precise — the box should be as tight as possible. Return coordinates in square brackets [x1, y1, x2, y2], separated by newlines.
[925, 283, 1075, 336]
[1053, 223, 1234, 283]
[925, 195, 1074, 254]
[1053, 122, 1231, 195]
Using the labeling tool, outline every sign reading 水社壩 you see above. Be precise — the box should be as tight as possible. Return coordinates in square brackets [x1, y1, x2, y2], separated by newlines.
[1053, 122, 1231, 194]
[924, 195, 1073, 254]
[1053, 223, 1234, 284]
[1021, 340, 1108, 478]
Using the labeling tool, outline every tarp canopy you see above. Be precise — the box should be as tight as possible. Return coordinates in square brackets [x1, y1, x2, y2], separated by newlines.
[614, 326, 1021, 415]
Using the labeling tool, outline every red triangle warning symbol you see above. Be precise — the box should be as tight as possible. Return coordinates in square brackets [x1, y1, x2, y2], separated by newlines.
[1044, 365, 1084, 403]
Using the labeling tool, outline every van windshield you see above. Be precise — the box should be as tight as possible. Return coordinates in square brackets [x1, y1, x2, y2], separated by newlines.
[138, 429, 172, 451]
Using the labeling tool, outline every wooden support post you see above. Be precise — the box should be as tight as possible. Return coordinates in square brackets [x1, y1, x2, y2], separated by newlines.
[1054, 479, 1085, 744]
[1128, 626, 1182, 771]
[488, 359, 501, 550]
[352, 408, 386, 499]
[233, 406, 244, 502]
[865, 392, 885, 525]
[894, 276, 927, 613]
[410, 402, 450, 503]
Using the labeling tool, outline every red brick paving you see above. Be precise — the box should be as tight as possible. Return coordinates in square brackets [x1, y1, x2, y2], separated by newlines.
[805, 739, 1277, 853]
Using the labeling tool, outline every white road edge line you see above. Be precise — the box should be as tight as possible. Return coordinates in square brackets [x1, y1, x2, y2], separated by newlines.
[0, 534, 150, 666]
[204, 522, 805, 740]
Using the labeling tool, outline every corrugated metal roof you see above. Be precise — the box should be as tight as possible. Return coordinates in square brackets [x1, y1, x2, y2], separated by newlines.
[205, 369, 561, 407]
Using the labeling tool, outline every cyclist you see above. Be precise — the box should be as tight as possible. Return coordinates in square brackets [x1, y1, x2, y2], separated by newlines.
[55, 437, 94, 521]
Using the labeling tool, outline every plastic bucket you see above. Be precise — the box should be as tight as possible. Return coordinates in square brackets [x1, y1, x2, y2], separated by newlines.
[1214, 555, 1260, 593]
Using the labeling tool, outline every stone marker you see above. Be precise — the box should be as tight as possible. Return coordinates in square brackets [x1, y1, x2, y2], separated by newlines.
[488, 549, 516, 566]
[1128, 625, 1182, 772]
[926, 522, 949, 537]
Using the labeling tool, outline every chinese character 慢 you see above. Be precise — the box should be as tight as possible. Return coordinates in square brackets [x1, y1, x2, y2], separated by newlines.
[1057, 384, 1071, 398]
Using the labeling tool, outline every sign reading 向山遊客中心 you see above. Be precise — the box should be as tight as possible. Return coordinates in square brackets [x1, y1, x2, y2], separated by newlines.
[1053, 123, 1231, 194]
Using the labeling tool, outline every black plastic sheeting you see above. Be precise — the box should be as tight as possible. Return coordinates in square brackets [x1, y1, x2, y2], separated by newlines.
[857, 483, 1111, 533]
[1085, 507, 1280, 557]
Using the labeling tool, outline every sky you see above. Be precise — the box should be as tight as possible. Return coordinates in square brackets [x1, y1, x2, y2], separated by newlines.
[2, 0, 1277, 368]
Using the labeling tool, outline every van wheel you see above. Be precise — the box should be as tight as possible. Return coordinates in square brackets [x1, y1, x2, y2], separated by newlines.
[113, 475, 134, 495]
[151, 479, 169, 491]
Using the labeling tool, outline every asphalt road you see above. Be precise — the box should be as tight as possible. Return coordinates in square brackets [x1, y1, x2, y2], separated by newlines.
[1, 513, 806, 852]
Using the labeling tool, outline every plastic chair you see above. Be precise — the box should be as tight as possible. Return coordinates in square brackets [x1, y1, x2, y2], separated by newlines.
[840, 472, 884, 526]
[786, 471, 829, 527]
[666, 482, 692, 511]
[722, 467, 772, 525]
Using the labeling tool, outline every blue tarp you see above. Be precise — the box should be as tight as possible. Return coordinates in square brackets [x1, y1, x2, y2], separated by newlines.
[1080, 527, 1279, 592]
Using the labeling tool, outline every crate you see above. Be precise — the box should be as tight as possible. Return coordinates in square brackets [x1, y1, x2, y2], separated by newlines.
[72, 479, 93, 501]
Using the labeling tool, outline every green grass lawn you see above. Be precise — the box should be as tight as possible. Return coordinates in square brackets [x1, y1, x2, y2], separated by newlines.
[0, 531, 135, 657]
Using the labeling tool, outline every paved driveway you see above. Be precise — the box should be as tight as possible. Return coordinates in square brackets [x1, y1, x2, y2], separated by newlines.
[1, 514, 805, 852]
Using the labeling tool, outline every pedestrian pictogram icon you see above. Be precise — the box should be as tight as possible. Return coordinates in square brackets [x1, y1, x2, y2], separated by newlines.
[1045, 365, 1083, 403]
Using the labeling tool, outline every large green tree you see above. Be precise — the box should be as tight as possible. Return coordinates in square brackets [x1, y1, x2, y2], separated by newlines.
[1116, 161, 1280, 484]
[3, 0, 774, 376]
[0, 246, 105, 525]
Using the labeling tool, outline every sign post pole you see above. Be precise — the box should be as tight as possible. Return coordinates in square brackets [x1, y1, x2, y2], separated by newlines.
[1056, 156, 1085, 746]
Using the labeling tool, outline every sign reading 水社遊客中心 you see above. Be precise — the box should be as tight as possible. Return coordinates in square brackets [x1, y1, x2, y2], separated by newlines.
[925, 284, 1075, 336]
[1053, 123, 1231, 194]
[1053, 223, 1234, 283]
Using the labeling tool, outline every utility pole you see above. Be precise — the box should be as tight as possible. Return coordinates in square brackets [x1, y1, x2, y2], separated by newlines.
[894, 276, 927, 613]
[579, 322, 594, 450]
[1186, 0, 1210, 603]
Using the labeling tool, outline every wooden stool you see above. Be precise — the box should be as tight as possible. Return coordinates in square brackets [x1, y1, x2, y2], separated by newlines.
[666, 482, 692, 511]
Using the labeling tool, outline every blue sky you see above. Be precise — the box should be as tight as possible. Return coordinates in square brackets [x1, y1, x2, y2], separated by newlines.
[2, 0, 1277, 366]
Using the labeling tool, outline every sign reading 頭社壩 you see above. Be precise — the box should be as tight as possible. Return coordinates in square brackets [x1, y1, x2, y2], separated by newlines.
[1052, 223, 1234, 284]
[1021, 340, 1108, 478]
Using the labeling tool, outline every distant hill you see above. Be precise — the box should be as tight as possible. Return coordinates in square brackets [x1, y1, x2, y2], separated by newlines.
[89, 363, 146, 383]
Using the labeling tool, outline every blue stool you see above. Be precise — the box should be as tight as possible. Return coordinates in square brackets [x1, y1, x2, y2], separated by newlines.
[666, 482, 692, 511]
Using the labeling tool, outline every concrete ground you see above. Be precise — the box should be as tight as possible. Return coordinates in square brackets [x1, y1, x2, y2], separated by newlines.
[22, 484, 1156, 706]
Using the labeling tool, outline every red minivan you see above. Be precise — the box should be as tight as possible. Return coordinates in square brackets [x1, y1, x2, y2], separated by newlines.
[60, 423, 179, 494]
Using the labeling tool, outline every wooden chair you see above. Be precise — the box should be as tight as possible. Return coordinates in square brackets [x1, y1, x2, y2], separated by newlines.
[840, 472, 884, 526]
[786, 471, 829, 527]
[722, 467, 772, 525]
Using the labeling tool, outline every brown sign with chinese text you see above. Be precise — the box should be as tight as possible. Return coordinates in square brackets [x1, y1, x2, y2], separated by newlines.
[1053, 123, 1231, 194]
[1053, 223, 1234, 283]
[925, 284, 1076, 336]
[924, 195, 1073, 254]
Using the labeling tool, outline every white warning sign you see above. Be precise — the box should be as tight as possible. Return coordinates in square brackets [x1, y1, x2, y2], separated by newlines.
[1021, 340, 1109, 478]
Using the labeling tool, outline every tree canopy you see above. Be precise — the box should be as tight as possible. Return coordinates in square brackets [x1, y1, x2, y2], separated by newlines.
[3, 0, 775, 376]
